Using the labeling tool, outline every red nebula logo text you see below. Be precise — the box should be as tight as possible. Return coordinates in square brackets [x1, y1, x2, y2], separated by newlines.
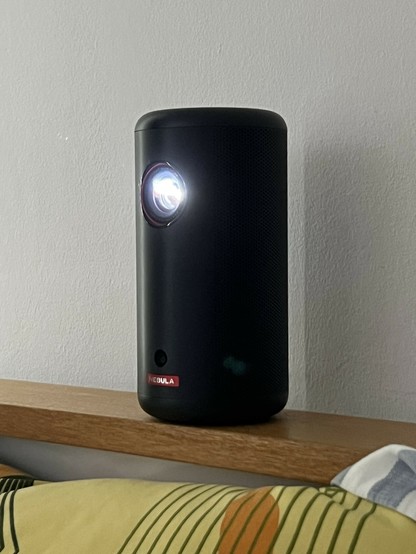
[147, 374, 180, 387]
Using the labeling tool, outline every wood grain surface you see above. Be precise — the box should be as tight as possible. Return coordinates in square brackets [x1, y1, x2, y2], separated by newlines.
[0, 379, 415, 483]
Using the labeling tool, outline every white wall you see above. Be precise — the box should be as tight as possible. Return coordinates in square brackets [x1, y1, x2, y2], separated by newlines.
[1, 0, 416, 421]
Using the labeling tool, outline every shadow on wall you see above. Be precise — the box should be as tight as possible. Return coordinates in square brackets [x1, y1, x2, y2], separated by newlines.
[302, 141, 415, 421]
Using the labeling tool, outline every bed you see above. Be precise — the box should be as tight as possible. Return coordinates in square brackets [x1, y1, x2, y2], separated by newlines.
[0, 378, 416, 553]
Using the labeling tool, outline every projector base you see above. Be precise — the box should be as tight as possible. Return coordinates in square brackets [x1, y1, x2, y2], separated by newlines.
[138, 392, 288, 426]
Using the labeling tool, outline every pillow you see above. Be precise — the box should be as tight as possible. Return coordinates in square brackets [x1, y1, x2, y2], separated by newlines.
[1, 473, 415, 553]
[333, 444, 416, 522]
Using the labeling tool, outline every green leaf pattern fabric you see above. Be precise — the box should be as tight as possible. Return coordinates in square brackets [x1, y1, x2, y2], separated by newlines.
[0, 470, 415, 553]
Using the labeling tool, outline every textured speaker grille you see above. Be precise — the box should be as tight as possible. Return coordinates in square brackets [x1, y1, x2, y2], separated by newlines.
[210, 126, 288, 393]
[137, 121, 288, 420]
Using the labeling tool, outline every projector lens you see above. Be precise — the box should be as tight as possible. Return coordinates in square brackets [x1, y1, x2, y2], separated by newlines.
[141, 163, 186, 227]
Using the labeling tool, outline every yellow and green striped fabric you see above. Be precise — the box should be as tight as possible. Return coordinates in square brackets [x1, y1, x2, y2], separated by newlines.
[0, 469, 415, 553]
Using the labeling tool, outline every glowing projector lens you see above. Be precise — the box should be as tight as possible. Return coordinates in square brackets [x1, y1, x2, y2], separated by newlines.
[142, 163, 186, 226]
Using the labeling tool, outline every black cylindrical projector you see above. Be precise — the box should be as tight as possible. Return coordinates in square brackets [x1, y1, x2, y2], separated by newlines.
[135, 107, 287, 424]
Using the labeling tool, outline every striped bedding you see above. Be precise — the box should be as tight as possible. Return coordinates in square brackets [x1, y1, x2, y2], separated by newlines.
[332, 444, 416, 522]
[1, 445, 415, 553]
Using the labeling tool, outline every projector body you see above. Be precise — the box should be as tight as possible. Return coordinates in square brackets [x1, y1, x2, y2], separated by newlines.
[135, 108, 287, 424]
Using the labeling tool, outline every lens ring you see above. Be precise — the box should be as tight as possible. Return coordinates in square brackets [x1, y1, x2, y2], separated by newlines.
[141, 163, 186, 227]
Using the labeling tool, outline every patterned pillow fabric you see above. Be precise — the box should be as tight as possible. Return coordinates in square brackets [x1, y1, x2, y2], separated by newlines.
[332, 444, 416, 522]
[0, 467, 415, 553]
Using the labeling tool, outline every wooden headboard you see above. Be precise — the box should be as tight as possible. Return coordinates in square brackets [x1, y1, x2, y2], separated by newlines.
[1, 378, 416, 484]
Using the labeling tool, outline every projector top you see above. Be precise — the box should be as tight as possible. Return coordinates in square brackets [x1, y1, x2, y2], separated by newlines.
[135, 107, 286, 132]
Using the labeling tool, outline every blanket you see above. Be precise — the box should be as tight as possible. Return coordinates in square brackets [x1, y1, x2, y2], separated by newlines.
[1, 445, 415, 553]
